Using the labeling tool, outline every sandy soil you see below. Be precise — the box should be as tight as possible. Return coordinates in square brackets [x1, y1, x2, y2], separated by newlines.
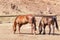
[0, 23, 60, 40]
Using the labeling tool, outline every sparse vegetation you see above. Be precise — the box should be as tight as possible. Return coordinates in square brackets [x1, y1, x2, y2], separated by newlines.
[0, 0, 60, 23]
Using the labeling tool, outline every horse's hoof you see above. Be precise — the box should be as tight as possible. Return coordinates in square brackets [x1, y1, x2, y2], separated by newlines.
[33, 33, 36, 35]
[31, 33, 33, 35]
[14, 32, 16, 34]
[14, 32, 15, 34]
[14, 33, 15, 34]
[52, 33, 55, 35]
[33, 31, 36, 35]
[43, 33, 45, 35]
[19, 32, 21, 34]
[39, 32, 41, 34]
[32, 33, 36, 35]
[48, 33, 50, 35]
[31, 33, 36, 35]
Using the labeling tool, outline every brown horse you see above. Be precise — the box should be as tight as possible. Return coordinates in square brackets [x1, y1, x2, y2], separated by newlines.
[13, 14, 36, 34]
[38, 16, 59, 35]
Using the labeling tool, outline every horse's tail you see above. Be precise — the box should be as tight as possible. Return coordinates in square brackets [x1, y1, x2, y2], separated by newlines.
[54, 18, 59, 31]
[13, 18, 17, 34]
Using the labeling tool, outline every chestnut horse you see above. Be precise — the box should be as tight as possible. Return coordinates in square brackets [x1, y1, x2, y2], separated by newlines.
[38, 16, 59, 35]
[13, 14, 36, 34]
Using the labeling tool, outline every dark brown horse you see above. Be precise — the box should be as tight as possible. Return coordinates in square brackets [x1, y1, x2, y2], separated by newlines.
[38, 16, 59, 35]
[13, 14, 36, 34]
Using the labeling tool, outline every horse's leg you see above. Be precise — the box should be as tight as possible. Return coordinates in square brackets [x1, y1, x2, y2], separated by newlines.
[31, 17, 36, 35]
[49, 24, 51, 35]
[13, 21, 17, 34]
[39, 25, 42, 34]
[52, 24, 55, 35]
[31, 23, 36, 35]
[18, 24, 22, 34]
[31, 23, 34, 34]
[33, 22, 37, 35]
[43, 24, 46, 34]
[39, 22, 42, 34]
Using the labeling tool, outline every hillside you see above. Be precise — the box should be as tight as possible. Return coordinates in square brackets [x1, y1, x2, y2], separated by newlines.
[0, 0, 60, 24]
[0, 0, 60, 15]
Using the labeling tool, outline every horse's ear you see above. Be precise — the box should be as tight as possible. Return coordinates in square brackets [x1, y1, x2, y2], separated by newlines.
[49, 12, 52, 14]
[40, 11, 43, 14]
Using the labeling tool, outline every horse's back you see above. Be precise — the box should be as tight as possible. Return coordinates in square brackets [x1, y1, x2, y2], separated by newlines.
[15, 15, 28, 24]
[15, 14, 34, 24]
[41, 17, 53, 24]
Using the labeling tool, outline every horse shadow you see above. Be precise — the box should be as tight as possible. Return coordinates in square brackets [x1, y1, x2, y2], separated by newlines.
[50, 33, 60, 36]
[36, 33, 60, 36]
[15, 33, 33, 35]
[14, 32, 60, 36]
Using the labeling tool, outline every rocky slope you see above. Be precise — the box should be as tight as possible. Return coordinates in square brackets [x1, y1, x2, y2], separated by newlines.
[0, 0, 60, 15]
[0, 0, 60, 23]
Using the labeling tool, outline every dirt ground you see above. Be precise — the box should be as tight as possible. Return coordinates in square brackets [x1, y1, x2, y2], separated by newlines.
[0, 23, 60, 40]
